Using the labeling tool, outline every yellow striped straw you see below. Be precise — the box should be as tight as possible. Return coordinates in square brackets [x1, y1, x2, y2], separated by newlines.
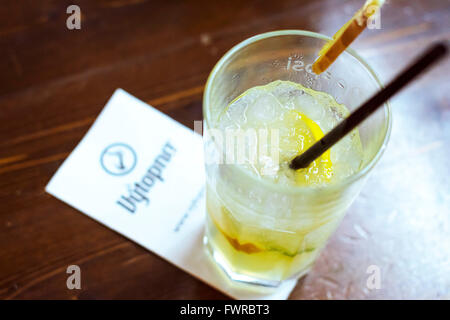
[312, 0, 385, 74]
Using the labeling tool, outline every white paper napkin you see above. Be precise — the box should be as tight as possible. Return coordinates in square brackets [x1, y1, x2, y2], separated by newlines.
[46, 89, 298, 299]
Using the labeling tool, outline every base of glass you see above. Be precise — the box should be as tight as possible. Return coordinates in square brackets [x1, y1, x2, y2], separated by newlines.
[203, 234, 310, 289]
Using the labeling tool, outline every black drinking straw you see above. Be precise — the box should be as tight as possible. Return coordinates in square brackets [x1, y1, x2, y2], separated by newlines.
[290, 42, 448, 170]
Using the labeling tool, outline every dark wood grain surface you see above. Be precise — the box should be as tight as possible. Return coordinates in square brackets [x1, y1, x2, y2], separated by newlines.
[1, 0, 449, 300]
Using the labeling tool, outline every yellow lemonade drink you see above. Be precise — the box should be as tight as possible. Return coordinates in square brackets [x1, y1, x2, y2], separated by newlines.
[204, 80, 363, 286]
[203, 31, 391, 288]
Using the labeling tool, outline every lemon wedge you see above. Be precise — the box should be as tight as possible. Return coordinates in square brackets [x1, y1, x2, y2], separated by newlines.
[282, 110, 333, 185]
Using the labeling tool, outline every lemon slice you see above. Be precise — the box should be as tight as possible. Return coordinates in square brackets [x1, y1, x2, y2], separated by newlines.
[282, 110, 333, 185]
[312, 0, 385, 74]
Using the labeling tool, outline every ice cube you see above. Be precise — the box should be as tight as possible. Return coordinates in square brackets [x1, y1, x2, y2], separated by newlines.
[245, 92, 282, 125]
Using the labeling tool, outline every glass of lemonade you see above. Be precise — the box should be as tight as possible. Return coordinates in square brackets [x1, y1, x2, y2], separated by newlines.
[202, 30, 391, 288]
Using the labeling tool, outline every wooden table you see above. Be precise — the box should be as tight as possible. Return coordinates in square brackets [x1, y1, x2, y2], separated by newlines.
[1, 0, 449, 300]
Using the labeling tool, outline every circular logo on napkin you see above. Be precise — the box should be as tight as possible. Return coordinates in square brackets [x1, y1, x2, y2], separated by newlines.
[101, 143, 137, 176]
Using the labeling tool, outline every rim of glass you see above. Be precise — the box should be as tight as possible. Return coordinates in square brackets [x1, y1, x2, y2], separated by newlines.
[203, 30, 392, 194]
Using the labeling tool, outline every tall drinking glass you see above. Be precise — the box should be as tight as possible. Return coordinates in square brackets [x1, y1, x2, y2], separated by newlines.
[202, 30, 391, 288]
